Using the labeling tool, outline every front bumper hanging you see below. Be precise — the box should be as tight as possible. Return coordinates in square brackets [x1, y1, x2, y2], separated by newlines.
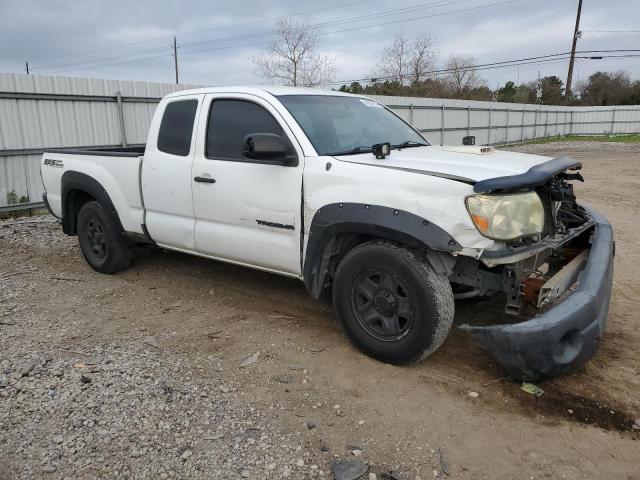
[459, 206, 614, 381]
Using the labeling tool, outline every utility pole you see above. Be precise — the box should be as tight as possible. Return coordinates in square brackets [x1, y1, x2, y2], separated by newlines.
[25, 61, 29, 74]
[565, 0, 582, 102]
[173, 36, 179, 84]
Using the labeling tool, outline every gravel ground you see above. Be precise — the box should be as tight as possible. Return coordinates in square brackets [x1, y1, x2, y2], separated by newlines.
[0, 231, 330, 479]
[0, 219, 411, 480]
[1, 142, 639, 480]
[512, 139, 640, 155]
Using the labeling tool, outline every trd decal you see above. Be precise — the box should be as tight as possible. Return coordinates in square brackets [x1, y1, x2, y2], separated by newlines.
[44, 158, 64, 168]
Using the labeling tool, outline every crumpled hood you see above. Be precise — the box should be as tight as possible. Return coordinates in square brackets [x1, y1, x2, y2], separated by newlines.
[333, 145, 552, 183]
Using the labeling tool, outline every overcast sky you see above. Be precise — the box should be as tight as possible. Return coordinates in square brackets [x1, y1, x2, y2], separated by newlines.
[0, 0, 638, 89]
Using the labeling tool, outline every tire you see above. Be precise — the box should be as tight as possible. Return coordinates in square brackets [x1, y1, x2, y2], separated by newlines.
[332, 240, 454, 364]
[77, 201, 132, 274]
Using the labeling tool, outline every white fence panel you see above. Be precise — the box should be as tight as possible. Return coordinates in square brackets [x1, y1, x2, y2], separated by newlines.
[0, 72, 639, 210]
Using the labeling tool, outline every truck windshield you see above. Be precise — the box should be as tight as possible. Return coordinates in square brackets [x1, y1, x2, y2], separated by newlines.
[277, 95, 429, 156]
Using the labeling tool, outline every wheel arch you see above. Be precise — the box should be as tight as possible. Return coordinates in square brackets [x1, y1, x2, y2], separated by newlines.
[303, 203, 461, 298]
[61, 171, 124, 236]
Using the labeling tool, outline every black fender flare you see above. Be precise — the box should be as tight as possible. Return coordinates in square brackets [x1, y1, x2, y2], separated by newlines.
[303, 203, 462, 298]
[60, 171, 124, 236]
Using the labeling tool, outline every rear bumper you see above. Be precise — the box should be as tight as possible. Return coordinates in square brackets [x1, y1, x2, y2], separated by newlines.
[460, 206, 614, 381]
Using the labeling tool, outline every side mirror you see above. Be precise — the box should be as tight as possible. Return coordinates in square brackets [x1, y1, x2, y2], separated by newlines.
[243, 133, 298, 166]
[462, 135, 476, 146]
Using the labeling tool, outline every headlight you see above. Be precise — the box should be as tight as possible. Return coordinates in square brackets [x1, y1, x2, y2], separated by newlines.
[465, 192, 545, 241]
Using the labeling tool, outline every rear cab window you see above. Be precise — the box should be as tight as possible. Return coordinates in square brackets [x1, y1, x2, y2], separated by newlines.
[157, 99, 199, 156]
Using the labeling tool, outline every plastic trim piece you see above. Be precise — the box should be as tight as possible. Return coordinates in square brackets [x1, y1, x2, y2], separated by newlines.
[45, 145, 145, 158]
[473, 156, 582, 194]
[60, 171, 125, 236]
[303, 203, 461, 298]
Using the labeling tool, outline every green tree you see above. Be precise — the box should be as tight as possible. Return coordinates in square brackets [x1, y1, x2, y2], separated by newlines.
[409, 78, 449, 98]
[577, 71, 634, 105]
[539, 76, 564, 105]
[513, 83, 536, 103]
[629, 80, 640, 105]
[363, 80, 405, 96]
[496, 81, 518, 102]
[341, 82, 364, 94]
[467, 85, 493, 101]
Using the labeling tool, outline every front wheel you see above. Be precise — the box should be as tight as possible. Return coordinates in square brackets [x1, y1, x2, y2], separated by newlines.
[332, 241, 454, 364]
[77, 201, 132, 274]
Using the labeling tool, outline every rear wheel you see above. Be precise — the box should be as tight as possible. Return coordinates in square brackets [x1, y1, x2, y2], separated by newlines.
[332, 241, 454, 364]
[77, 201, 131, 273]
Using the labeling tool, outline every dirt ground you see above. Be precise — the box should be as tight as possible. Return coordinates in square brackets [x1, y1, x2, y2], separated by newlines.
[1, 141, 639, 480]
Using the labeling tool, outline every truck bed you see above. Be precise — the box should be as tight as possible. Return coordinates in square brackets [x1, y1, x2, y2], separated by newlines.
[41, 146, 146, 235]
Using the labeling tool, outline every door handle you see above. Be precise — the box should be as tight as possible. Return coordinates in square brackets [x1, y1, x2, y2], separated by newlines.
[194, 176, 216, 183]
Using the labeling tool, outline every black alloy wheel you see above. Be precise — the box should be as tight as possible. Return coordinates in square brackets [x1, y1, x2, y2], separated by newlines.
[351, 269, 415, 342]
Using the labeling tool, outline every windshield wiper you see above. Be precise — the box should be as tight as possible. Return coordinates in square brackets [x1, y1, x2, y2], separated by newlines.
[392, 140, 429, 149]
[327, 146, 372, 156]
[329, 141, 427, 156]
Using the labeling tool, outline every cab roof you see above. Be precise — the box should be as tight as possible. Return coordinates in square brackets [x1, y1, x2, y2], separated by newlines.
[164, 85, 362, 99]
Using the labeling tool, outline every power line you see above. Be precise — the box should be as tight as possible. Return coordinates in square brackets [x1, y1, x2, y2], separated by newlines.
[325, 51, 640, 86]
[576, 49, 640, 53]
[178, 31, 274, 50]
[43, 52, 172, 74]
[583, 30, 640, 34]
[181, 0, 511, 54]
[31, 36, 174, 67]
[178, 0, 473, 51]
[302, 0, 474, 30]
[24, 0, 382, 70]
[179, 0, 520, 56]
[180, 40, 278, 56]
[24, 0, 639, 82]
[314, 0, 474, 30]
[34, 0, 505, 72]
[34, 45, 640, 80]
[32, 48, 639, 84]
[327, 55, 570, 85]
[177, 0, 381, 39]
[577, 54, 640, 59]
[35, 45, 172, 72]
[318, 0, 521, 37]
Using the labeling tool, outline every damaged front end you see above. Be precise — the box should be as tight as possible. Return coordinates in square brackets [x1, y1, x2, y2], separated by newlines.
[452, 157, 614, 381]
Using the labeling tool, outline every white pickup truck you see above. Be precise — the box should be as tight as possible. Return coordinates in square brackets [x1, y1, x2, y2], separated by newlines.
[41, 87, 614, 380]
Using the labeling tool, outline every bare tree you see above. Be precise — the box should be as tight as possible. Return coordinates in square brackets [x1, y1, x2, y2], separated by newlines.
[374, 35, 411, 83]
[444, 55, 484, 97]
[374, 35, 437, 84]
[251, 14, 335, 87]
[408, 36, 437, 83]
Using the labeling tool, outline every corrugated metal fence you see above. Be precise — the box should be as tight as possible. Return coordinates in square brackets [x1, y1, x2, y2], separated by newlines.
[371, 94, 640, 146]
[0, 73, 197, 211]
[1, 72, 639, 211]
